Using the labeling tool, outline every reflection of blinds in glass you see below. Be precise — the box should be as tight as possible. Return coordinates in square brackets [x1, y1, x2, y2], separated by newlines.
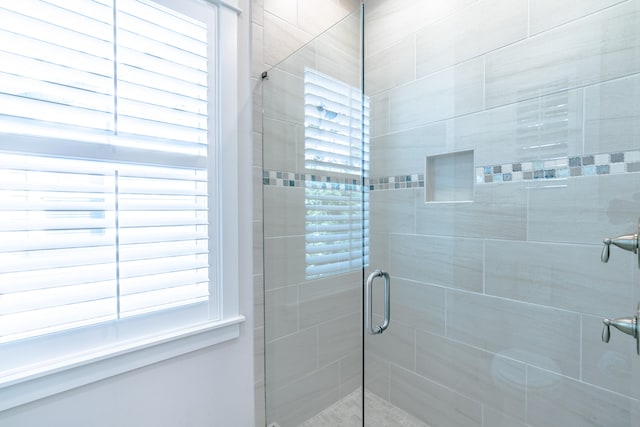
[304, 182, 369, 278]
[304, 68, 369, 176]
[303, 68, 369, 279]
[0, 0, 212, 344]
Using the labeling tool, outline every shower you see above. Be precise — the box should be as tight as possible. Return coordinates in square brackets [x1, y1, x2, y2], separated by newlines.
[260, 1, 640, 425]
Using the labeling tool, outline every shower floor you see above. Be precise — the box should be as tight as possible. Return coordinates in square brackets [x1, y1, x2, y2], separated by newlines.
[298, 388, 430, 427]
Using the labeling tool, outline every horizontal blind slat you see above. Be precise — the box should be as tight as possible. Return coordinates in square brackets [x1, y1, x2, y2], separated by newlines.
[118, 7, 206, 57]
[118, 0, 207, 43]
[118, 81, 207, 115]
[0, 247, 116, 273]
[119, 240, 208, 262]
[119, 255, 208, 279]
[0, 7, 113, 58]
[0, 299, 116, 341]
[1, 281, 115, 315]
[0, 94, 113, 131]
[0, 264, 116, 293]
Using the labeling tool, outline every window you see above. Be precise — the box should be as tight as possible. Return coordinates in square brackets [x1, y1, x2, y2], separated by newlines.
[303, 68, 369, 279]
[0, 0, 243, 410]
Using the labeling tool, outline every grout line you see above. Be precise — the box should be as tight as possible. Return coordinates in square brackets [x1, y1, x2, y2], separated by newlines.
[524, 365, 529, 424]
[581, 86, 586, 156]
[482, 55, 487, 111]
[482, 240, 486, 294]
[579, 314, 583, 381]
[527, 0, 531, 38]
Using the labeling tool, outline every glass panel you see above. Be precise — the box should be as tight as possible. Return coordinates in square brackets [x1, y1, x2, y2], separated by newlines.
[262, 7, 364, 427]
[365, 0, 640, 426]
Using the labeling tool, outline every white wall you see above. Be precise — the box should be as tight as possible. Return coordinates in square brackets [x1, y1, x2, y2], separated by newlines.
[0, 0, 255, 425]
[0, 340, 254, 427]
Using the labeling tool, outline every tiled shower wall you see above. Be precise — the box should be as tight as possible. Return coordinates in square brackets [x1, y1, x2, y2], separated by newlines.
[251, 1, 360, 425]
[364, 0, 640, 426]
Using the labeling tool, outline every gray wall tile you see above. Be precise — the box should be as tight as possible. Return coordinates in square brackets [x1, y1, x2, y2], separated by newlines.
[373, 278, 446, 336]
[527, 174, 640, 244]
[254, 220, 264, 274]
[416, 0, 527, 77]
[339, 352, 362, 398]
[369, 91, 390, 138]
[319, 313, 361, 367]
[485, 240, 635, 316]
[390, 364, 483, 427]
[268, 363, 340, 427]
[364, 353, 390, 400]
[447, 290, 581, 378]
[316, 36, 361, 90]
[262, 66, 304, 124]
[263, 11, 313, 67]
[486, 1, 640, 107]
[581, 314, 640, 400]
[298, 0, 360, 40]
[298, 272, 361, 329]
[530, 0, 627, 35]
[266, 327, 318, 389]
[264, 236, 305, 289]
[252, 22, 264, 78]
[265, 285, 298, 341]
[585, 73, 640, 155]
[389, 234, 483, 292]
[263, 117, 300, 172]
[389, 58, 484, 132]
[263, 186, 305, 238]
[365, 0, 480, 56]
[253, 0, 264, 26]
[370, 189, 416, 235]
[368, 232, 390, 275]
[255, 325, 265, 383]
[365, 316, 415, 371]
[527, 365, 640, 427]
[416, 331, 526, 421]
[415, 182, 528, 240]
[316, 10, 361, 89]
[254, 274, 265, 329]
[370, 122, 447, 177]
[365, 36, 415, 96]
[265, 0, 297, 23]
[255, 380, 266, 427]
[450, 89, 584, 165]
[483, 407, 528, 427]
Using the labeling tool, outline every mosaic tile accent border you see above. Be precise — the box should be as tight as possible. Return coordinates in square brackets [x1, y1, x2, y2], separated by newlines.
[263, 170, 425, 191]
[366, 174, 425, 191]
[263, 170, 362, 189]
[264, 150, 640, 191]
[477, 150, 640, 184]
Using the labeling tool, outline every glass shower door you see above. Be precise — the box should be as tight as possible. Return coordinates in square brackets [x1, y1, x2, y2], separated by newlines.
[363, 0, 640, 426]
[262, 8, 366, 427]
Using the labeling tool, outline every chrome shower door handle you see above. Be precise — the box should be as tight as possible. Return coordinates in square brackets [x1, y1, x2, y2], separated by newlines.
[365, 269, 390, 335]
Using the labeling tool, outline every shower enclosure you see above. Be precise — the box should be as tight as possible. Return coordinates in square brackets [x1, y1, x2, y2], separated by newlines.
[262, 1, 640, 425]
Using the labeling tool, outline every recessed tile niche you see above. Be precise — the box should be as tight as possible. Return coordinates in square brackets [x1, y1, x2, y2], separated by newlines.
[425, 150, 474, 203]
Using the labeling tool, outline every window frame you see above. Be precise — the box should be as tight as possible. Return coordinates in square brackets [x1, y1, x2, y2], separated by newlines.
[0, 0, 244, 412]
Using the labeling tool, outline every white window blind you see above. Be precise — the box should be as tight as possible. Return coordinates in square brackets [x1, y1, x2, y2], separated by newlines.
[303, 68, 369, 279]
[0, 0, 215, 345]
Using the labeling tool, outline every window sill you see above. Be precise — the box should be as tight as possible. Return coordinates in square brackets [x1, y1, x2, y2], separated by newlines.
[0, 316, 245, 412]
